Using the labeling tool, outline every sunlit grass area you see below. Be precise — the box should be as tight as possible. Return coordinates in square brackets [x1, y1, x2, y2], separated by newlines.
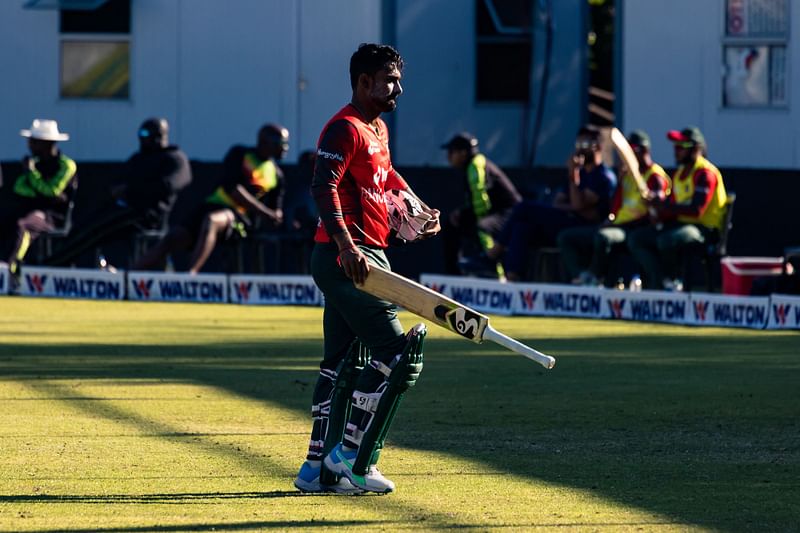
[0, 298, 797, 532]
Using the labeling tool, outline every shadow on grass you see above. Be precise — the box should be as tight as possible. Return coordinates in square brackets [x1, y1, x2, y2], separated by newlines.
[14, 519, 399, 533]
[0, 519, 692, 533]
[2, 331, 799, 532]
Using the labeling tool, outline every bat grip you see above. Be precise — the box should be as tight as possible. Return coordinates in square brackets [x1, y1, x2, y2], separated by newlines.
[483, 326, 556, 369]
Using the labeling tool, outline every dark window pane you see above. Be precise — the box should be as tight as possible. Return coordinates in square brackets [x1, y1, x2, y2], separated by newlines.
[477, 0, 532, 36]
[60, 0, 130, 34]
[491, 0, 532, 28]
[476, 42, 531, 102]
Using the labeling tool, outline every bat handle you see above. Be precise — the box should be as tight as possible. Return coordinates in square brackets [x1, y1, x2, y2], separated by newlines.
[483, 326, 556, 369]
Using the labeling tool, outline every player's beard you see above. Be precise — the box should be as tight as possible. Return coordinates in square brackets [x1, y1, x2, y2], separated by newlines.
[372, 90, 400, 113]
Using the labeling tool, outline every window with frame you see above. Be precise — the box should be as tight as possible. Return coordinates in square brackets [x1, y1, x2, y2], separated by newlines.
[475, 0, 533, 103]
[723, 0, 788, 108]
[59, 0, 131, 99]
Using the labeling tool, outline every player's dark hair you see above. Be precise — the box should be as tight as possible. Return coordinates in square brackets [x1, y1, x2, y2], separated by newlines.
[350, 43, 404, 90]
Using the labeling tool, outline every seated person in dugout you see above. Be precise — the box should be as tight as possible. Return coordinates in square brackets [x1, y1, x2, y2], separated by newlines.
[487, 126, 617, 282]
[44, 118, 192, 268]
[627, 126, 728, 291]
[135, 123, 288, 274]
[557, 130, 670, 286]
[0, 119, 77, 274]
[440, 132, 521, 281]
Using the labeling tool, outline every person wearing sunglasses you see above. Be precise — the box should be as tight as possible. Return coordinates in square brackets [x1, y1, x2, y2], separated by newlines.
[487, 126, 617, 282]
[44, 117, 192, 269]
[135, 123, 288, 273]
[558, 130, 670, 287]
[627, 126, 728, 291]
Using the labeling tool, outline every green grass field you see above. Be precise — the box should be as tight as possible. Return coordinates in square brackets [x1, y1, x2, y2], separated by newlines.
[0, 297, 798, 532]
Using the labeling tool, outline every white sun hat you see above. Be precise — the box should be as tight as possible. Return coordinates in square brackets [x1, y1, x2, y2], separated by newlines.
[20, 119, 70, 141]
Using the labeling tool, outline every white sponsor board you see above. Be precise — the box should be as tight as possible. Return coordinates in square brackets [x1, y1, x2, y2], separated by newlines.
[420, 274, 514, 316]
[229, 275, 322, 306]
[604, 289, 691, 325]
[0, 263, 8, 295]
[766, 294, 800, 330]
[513, 282, 605, 318]
[687, 292, 770, 329]
[19, 266, 124, 300]
[127, 271, 228, 303]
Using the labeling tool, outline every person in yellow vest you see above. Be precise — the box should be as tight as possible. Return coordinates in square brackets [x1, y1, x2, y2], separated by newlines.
[0, 119, 77, 274]
[558, 130, 670, 286]
[135, 124, 287, 273]
[627, 126, 728, 291]
[440, 132, 521, 280]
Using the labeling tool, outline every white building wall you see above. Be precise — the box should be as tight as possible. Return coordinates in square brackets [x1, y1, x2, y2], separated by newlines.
[0, 0, 379, 163]
[0, 0, 581, 167]
[621, 0, 799, 169]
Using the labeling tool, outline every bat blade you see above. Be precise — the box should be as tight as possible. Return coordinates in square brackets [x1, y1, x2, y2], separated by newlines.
[356, 265, 555, 369]
[610, 127, 648, 199]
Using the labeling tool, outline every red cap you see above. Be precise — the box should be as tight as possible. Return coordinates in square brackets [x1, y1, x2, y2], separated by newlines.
[666, 126, 705, 145]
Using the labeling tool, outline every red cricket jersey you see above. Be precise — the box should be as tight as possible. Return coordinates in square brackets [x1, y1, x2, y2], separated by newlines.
[312, 103, 408, 248]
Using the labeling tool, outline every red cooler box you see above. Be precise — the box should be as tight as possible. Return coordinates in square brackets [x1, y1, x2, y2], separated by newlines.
[720, 256, 784, 295]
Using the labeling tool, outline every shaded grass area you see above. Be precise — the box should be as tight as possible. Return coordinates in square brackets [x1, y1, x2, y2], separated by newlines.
[0, 298, 798, 532]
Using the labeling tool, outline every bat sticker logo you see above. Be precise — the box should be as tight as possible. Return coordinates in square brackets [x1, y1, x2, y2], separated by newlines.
[444, 307, 481, 340]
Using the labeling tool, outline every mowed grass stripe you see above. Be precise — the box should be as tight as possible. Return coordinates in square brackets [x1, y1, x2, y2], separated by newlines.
[0, 297, 797, 531]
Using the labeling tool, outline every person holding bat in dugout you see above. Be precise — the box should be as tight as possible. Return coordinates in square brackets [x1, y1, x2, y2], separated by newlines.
[627, 126, 728, 291]
[558, 130, 670, 286]
[294, 43, 440, 495]
[487, 127, 617, 281]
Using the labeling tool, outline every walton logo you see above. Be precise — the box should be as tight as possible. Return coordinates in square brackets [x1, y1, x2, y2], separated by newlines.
[693, 301, 709, 322]
[25, 274, 48, 294]
[132, 279, 154, 299]
[773, 303, 790, 326]
[234, 281, 253, 302]
[518, 290, 538, 310]
[607, 298, 626, 319]
[426, 283, 446, 294]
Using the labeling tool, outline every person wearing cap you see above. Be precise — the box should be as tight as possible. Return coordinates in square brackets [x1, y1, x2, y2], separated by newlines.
[440, 132, 521, 279]
[44, 117, 192, 268]
[488, 126, 617, 282]
[0, 119, 77, 272]
[627, 126, 728, 291]
[558, 130, 670, 286]
[135, 123, 287, 274]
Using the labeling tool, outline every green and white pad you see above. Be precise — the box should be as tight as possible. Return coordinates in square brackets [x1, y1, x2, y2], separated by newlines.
[349, 323, 426, 476]
[319, 339, 370, 485]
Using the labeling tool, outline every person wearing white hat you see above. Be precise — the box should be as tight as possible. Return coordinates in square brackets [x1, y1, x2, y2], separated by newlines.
[0, 119, 77, 272]
[43, 117, 192, 268]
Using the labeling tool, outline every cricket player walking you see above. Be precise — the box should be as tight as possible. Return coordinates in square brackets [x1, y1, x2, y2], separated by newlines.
[294, 43, 440, 494]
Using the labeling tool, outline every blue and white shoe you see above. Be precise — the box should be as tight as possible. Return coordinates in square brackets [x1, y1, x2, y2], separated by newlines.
[323, 444, 395, 494]
[294, 460, 362, 494]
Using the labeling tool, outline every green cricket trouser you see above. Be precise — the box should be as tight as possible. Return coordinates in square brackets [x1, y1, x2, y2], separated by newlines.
[627, 223, 716, 289]
[311, 243, 406, 371]
[558, 225, 628, 281]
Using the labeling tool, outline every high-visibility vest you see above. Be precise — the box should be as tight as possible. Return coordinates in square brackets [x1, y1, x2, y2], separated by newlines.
[613, 163, 669, 226]
[207, 152, 278, 214]
[671, 156, 727, 231]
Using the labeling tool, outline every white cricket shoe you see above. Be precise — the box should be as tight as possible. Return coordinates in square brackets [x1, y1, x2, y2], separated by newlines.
[323, 444, 395, 494]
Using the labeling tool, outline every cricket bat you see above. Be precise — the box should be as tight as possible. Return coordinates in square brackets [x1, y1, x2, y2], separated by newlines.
[355, 265, 556, 369]
[609, 127, 649, 199]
